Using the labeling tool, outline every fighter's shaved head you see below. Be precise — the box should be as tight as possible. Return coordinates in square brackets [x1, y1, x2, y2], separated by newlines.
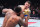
[14, 7, 22, 13]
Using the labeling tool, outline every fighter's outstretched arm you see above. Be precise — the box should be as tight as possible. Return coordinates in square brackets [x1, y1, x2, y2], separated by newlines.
[19, 18, 28, 27]
[2, 9, 9, 13]
[2, 9, 12, 13]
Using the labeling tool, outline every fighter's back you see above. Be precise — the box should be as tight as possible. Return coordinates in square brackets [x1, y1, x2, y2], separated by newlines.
[5, 15, 20, 27]
[2, 9, 16, 27]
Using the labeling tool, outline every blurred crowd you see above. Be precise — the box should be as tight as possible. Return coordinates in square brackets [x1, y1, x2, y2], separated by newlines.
[0, 4, 40, 17]
[30, 6, 40, 17]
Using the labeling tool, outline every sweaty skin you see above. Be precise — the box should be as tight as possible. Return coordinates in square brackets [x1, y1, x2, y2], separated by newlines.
[5, 15, 19, 27]
[2, 9, 28, 27]
[18, 5, 31, 27]
[5, 15, 27, 27]
[2, 9, 16, 27]
[2, 9, 24, 27]
[2, 9, 25, 27]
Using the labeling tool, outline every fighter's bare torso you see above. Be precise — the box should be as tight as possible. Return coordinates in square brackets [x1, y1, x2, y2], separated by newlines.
[5, 15, 20, 27]
[2, 8, 27, 27]
[2, 9, 16, 27]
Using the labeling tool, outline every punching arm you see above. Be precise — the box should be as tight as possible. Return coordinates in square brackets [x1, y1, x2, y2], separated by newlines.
[19, 18, 28, 27]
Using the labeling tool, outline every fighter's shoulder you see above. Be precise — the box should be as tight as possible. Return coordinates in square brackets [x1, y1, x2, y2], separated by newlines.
[7, 16, 14, 21]
[8, 16, 21, 22]
[8, 9, 14, 13]
[18, 5, 24, 7]
[10, 15, 19, 19]
[16, 16, 22, 20]
[12, 16, 21, 20]
[8, 9, 13, 11]
[11, 16, 21, 21]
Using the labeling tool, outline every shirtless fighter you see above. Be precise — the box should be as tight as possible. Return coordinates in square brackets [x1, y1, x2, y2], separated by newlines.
[18, 1, 31, 27]
[18, 1, 31, 19]
[2, 8, 14, 27]
[2, 7, 27, 27]
[2, 1, 31, 27]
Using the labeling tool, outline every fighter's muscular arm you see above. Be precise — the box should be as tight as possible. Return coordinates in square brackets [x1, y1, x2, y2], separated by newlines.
[19, 18, 28, 27]
[2, 9, 9, 13]
[2, 15, 11, 27]
[2, 12, 11, 27]
[2, 16, 7, 27]
[2, 9, 12, 13]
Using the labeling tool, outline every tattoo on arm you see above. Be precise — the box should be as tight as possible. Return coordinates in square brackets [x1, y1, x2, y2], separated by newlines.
[5, 13, 11, 20]
[19, 18, 25, 25]
[19, 18, 28, 27]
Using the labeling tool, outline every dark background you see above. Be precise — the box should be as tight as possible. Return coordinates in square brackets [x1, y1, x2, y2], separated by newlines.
[0, 0, 40, 17]
[0, 0, 40, 8]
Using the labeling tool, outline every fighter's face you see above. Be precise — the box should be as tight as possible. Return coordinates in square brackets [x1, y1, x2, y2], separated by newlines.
[24, 2, 30, 8]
